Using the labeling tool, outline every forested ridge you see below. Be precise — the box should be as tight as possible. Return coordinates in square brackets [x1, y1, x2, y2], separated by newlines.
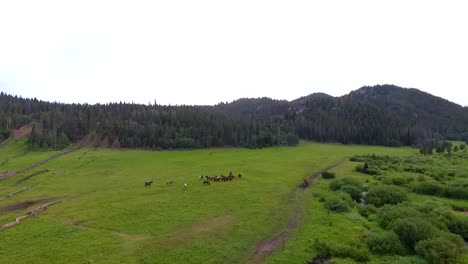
[1, 85, 467, 149]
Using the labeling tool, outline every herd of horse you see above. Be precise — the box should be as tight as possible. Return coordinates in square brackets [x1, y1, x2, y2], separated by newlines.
[201, 172, 241, 186]
[144, 171, 242, 188]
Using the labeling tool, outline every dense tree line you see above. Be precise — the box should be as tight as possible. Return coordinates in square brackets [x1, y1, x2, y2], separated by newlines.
[1, 84, 467, 149]
[0, 93, 297, 149]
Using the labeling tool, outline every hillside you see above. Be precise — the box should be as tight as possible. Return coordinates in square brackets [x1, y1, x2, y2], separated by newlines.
[0, 85, 467, 149]
[289, 85, 468, 146]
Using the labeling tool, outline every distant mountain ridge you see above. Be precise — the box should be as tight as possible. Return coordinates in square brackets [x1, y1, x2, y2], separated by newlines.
[1, 85, 467, 149]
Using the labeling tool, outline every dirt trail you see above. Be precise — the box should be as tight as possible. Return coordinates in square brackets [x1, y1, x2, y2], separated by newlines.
[301, 159, 348, 189]
[248, 158, 348, 263]
[0, 198, 56, 212]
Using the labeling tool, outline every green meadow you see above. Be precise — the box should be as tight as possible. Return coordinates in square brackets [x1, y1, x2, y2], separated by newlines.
[1, 140, 467, 263]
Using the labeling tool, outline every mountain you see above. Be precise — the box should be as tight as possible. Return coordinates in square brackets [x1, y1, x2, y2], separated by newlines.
[289, 85, 468, 146]
[0, 85, 467, 149]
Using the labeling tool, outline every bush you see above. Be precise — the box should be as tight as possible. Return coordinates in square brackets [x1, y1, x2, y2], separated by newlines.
[382, 175, 408, 186]
[410, 181, 444, 196]
[403, 165, 426, 174]
[379, 204, 423, 228]
[446, 214, 468, 240]
[443, 185, 468, 199]
[390, 217, 439, 250]
[313, 240, 370, 262]
[358, 204, 377, 218]
[341, 185, 362, 201]
[329, 177, 362, 191]
[367, 231, 404, 255]
[324, 196, 349, 213]
[415, 235, 464, 264]
[321, 171, 336, 179]
[350, 156, 367, 162]
[331, 243, 370, 262]
[366, 185, 408, 207]
[356, 164, 381, 175]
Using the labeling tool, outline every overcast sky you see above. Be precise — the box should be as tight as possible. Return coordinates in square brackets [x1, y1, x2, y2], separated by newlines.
[0, 1, 467, 106]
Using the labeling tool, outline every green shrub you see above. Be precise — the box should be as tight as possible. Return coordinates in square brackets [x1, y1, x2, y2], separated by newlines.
[446, 214, 468, 240]
[410, 181, 443, 196]
[382, 175, 407, 186]
[379, 204, 423, 228]
[443, 185, 468, 199]
[350, 156, 367, 162]
[358, 204, 377, 218]
[313, 239, 332, 257]
[415, 235, 464, 264]
[367, 231, 404, 255]
[403, 165, 426, 174]
[341, 185, 362, 201]
[313, 240, 370, 262]
[324, 196, 349, 213]
[390, 217, 439, 250]
[329, 177, 362, 191]
[331, 243, 370, 262]
[321, 171, 336, 179]
[366, 185, 408, 207]
[356, 164, 381, 175]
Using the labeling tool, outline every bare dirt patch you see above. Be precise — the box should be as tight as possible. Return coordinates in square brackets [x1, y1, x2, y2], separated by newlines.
[0, 198, 50, 212]
[163, 214, 235, 246]
[300, 159, 348, 189]
[13, 124, 33, 140]
[0, 171, 16, 180]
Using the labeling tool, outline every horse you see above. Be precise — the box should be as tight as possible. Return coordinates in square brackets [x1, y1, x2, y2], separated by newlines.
[203, 180, 211, 186]
[145, 180, 153, 187]
[166, 180, 174, 185]
[183, 183, 188, 190]
[238, 174, 242, 179]
[199, 175, 204, 180]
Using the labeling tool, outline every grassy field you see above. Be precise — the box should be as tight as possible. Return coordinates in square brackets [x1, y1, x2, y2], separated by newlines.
[1, 140, 466, 263]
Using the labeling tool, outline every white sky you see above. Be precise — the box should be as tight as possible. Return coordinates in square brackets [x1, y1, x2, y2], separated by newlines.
[0, 1, 467, 106]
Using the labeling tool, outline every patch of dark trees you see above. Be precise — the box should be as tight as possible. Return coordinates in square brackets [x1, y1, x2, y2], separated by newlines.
[1, 84, 468, 150]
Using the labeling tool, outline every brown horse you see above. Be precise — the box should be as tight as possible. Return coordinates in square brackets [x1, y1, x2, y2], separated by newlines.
[166, 180, 174, 185]
[145, 181, 153, 187]
[203, 180, 211, 186]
